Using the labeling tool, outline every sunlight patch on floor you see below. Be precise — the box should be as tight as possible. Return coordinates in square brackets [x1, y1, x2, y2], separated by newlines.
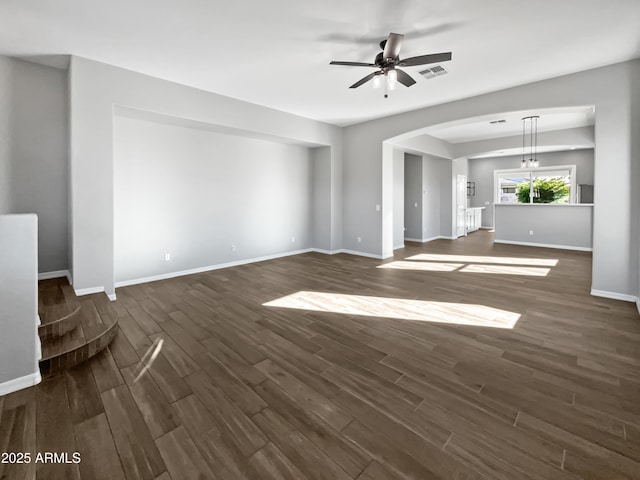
[406, 253, 558, 266]
[264, 291, 520, 329]
[460, 264, 550, 276]
[378, 261, 463, 272]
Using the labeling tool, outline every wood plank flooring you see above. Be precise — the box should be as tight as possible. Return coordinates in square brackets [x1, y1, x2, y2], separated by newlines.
[2, 231, 640, 479]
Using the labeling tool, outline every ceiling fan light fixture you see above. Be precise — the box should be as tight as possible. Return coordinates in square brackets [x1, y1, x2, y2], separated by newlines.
[329, 32, 452, 96]
[387, 69, 397, 85]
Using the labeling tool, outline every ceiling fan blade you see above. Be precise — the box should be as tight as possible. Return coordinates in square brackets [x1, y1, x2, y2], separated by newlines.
[349, 72, 378, 89]
[395, 69, 416, 87]
[398, 52, 452, 67]
[383, 33, 404, 59]
[330, 61, 377, 67]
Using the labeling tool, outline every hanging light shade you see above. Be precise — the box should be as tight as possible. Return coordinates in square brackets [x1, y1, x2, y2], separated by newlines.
[521, 115, 540, 168]
[387, 69, 398, 90]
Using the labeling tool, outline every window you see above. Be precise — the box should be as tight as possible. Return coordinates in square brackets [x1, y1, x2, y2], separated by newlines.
[494, 165, 576, 204]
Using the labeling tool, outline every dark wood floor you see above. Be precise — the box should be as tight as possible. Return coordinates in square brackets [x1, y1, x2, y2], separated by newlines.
[2, 231, 640, 480]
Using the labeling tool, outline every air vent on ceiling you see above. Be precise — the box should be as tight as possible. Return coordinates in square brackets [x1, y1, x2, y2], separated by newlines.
[489, 119, 507, 124]
[419, 65, 447, 79]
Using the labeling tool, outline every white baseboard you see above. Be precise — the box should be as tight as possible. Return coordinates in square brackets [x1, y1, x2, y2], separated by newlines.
[74, 286, 105, 296]
[439, 236, 457, 240]
[314, 248, 391, 260]
[74, 286, 115, 303]
[114, 246, 411, 290]
[0, 371, 42, 397]
[494, 239, 592, 252]
[591, 289, 639, 303]
[637, 298, 640, 315]
[405, 236, 441, 243]
[38, 269, 71, 283]
[340, 249, 386, 260]
[115, 248, 317, 288]
[310, 248, 343, 255]
[393, 244, 405, 250]
[35, 319, 41, 360]
[314, 248, 389, 260]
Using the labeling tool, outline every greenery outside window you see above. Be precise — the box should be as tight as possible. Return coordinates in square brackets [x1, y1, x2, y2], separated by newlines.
[494, 165, 576, 204]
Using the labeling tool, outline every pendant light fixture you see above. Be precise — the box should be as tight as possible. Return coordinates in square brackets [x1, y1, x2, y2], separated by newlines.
[521, 115, 540, 168]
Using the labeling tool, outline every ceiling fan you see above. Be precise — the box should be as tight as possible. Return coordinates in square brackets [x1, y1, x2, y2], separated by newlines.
[330, 33, 452, 97]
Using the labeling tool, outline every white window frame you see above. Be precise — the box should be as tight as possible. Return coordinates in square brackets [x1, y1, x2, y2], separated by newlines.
[493, 165, 577, 204]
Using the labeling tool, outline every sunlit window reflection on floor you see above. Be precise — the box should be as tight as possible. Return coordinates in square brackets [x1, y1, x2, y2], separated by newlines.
[406, 253, 558, 267]
[132, 338, 164, 382]
[264, 291, 520, 329]
[378, 261, 463, 272]
[460, 264, 550, 276]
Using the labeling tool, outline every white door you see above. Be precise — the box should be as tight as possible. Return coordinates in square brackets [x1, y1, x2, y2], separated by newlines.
[456, 174, 467, 238]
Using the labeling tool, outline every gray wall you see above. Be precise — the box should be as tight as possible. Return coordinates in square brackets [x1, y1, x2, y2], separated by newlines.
[494, 205, 593, 250]
[0, 58, 11, 215]
[424, 155, 450, 240]
[393, 151, 404, 249]
[453, 126, 594, 159]
[0, 56, 68, 273]
[404, 153, 422, 240]
[312, 146, 332, 252]
[0, 214, 39, 390]
[343, 127, 382, 256]
[343, 59, 638, 297]
[5, 53, 635, 302]
[402, 153, 450, 242]
[69, 56, 342, 296]
[632, 60, 640, 305]
[114, 115, 314, 283]
[468, 149, 595, 228]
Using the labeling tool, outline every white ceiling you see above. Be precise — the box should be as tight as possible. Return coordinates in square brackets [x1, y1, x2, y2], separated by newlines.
[469, 145, 592, 159]
[0, 0, 639, 126]
[426, 106, 595, 143]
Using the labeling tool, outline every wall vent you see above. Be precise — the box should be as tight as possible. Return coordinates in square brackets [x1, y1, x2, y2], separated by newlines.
[489, 119, 507, 124]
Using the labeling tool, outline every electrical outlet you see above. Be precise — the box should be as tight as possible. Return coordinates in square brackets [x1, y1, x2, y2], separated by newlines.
[291, 236, 295, 243]
[231, 244, 236, 252]
[357, 236, 362, 243]
[375, 204, 380, 212]
[529, 230, 534, 236]
[414, 202, 418, 208]
[164, 253, 171, 261]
